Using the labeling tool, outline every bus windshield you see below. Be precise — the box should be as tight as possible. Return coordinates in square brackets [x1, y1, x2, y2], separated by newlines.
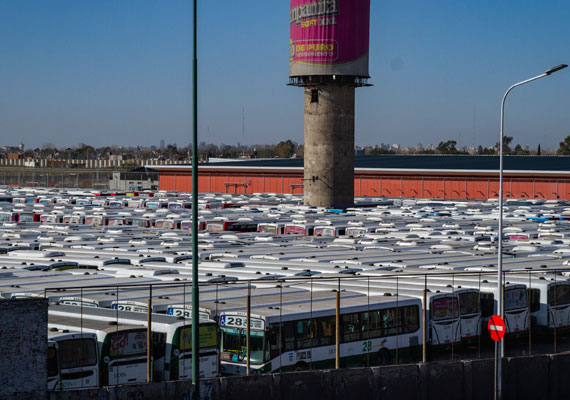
[220, 328, 265, 364]
[459, 292, 479, 315]
[58, 339, 98, 369]
[505, 287, 528, 311]
[431, 297, 459, 321]
[548, 284, 570, 306]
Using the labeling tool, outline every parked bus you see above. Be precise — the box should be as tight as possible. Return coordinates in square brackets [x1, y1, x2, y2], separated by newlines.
[502, 275, 570, 334]
[154, 219, 181, 230]
[218, 293, 422, 375]
[296, 280, 461, 347]
[283, 223, 315, 236]
[180, 220, 207, 232]
[48, 313, 148, 386]
[48, 330, 100, 390]
[415, 276, 529, 336]
[206, 220, 238, 232]
[49, 305, 219, 381]
[257, 222, 285, 235]
[349, 278, 480, 343]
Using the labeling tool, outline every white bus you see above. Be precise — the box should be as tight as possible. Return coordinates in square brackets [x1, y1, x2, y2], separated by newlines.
[48, 314, 149, 386]
[502, 275, 570, 334]
[218, 293, 422, 375]
[348, 278, 480, 343]
[48, 330, 99, 390]
[49, 304, 219, 381]
[415, 276, 530, 336]
[296, 280, 461, 347]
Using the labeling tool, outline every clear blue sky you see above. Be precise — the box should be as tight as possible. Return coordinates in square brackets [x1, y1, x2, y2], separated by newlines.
[1, 1, 569, 149]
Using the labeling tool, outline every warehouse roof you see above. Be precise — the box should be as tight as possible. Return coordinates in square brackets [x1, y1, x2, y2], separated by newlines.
[153, 155, 570, 172]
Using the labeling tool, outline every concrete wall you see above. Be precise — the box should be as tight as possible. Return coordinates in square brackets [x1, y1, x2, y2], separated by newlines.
[0, 298, 48, 400]
[50, 353, 570, 400]
[303, 85, 355, 208]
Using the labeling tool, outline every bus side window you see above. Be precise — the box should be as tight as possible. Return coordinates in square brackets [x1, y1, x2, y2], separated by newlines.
[380, 307, 400, 336]
[268, 325, 281, 359]
[528, 289, 540, 313]
[400, 305, 420, 334]
[295, 320, 317, 349]
[317, 316, 336, 346]
[480, 293, 494, 317]
[342, 313, 361, 342]
[361, 311, 383, 339]
[282, 322, 295, 351]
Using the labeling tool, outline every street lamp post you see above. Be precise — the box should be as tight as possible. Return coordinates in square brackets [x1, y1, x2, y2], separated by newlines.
[191, 0, 200, 399]
[496, 63, 567, 400]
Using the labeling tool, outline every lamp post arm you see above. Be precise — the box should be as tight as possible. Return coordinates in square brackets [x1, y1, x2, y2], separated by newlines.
[497, 72, 546, 351]
[498, 73, 546, 360]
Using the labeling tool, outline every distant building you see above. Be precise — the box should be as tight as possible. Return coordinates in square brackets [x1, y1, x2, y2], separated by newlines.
[109, 167, 159, 191]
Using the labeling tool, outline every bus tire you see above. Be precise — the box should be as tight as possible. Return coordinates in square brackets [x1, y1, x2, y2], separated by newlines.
[376, 349, 391, 366]
[294, 362, 308, 371]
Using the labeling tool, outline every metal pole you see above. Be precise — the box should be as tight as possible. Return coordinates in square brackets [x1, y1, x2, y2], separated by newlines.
[279, 283, 283, 373]
[528, 271, 532, 355]
[367, 277, 370, 367]
[496, 65, 567, 400]
[310, 279, 313, 370]
[422, 285, 427, 363]
[554, 274, 558, 353]
[191, 0, 200, 396]
[147, 286, 153, 383]
[335, 279, 340, 369]
[246, 282, 251, 375]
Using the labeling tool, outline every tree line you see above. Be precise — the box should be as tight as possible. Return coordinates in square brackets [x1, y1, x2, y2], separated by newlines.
[4, 135, 570, 160]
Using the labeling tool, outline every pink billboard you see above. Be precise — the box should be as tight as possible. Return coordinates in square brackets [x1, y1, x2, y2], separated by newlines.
[289, 0, 370, 77]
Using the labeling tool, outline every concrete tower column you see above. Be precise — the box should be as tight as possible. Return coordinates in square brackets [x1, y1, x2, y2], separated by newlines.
[303, 85, 355, 208]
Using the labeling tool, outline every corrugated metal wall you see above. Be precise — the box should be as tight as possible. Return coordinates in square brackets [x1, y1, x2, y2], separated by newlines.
[159, 170, 570, 200]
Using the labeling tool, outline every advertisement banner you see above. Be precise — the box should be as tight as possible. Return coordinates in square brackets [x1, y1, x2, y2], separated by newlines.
[290, 0, 370, 77]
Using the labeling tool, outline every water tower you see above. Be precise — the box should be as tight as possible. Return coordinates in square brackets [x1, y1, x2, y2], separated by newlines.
[289, 0, 371, 208]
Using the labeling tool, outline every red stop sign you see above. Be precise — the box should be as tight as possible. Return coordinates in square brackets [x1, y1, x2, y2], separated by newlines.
[488, 315, 505, 341]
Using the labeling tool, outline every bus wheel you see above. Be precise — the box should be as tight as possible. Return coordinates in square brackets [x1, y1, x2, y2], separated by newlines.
[294, 362, 308, 371]
[376, 349, 391, 366]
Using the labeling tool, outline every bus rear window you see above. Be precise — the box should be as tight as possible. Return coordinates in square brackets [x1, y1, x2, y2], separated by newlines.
[178, 324, 218, 350]
[459, 292, 479, 315]
[505, 288, 527, 311]
[109, 331, 147, 358]
[58, 339, 98, 368]
[431, 297, 459, 320]
[549, 284, 570, 306]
